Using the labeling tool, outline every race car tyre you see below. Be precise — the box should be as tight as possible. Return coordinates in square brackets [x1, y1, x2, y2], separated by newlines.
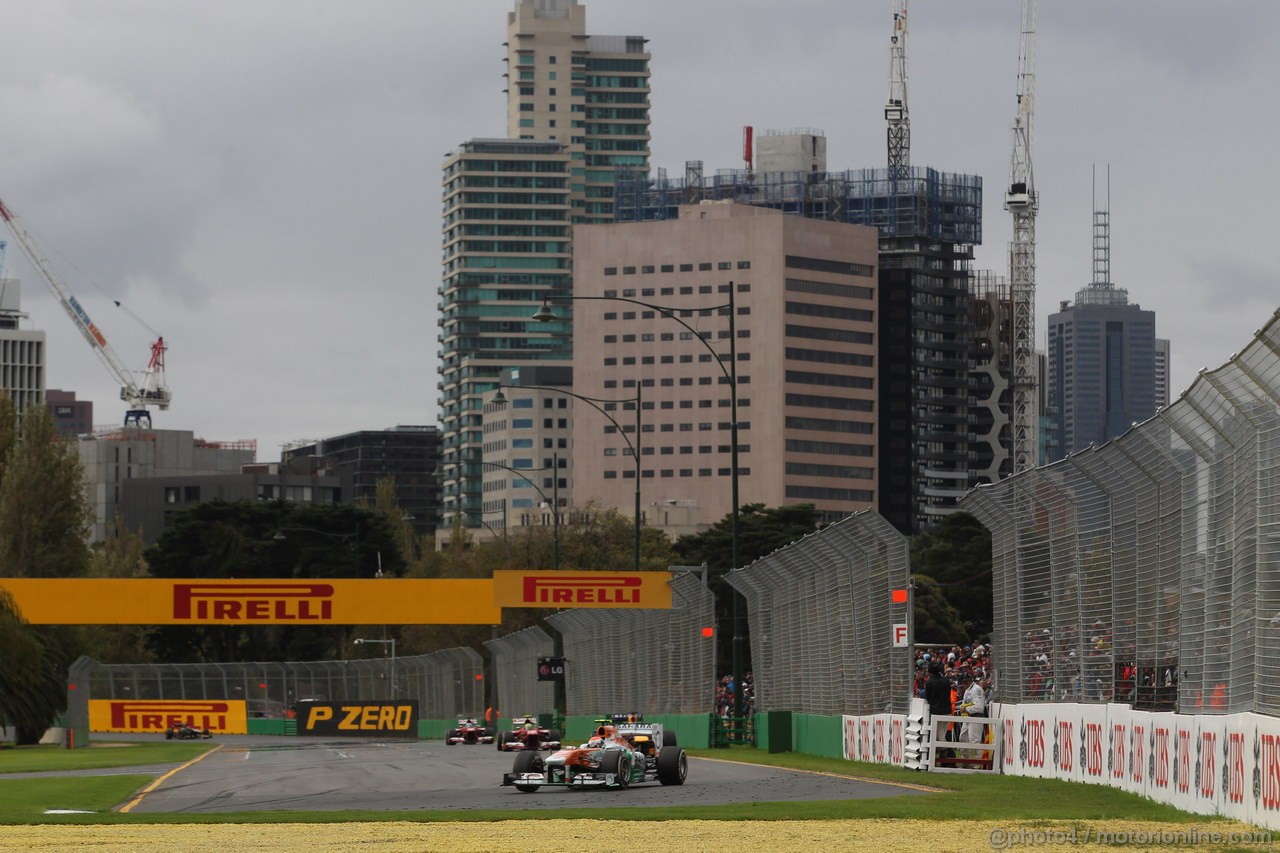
[661, 729, 677, 748]
[547, 729, 561, 744]
[496, 731, 510, 751]
[164, 729, 174, 740]
[657, 746, 688, 785]
[512, 750, 544, 793]
[601, 749, 631, 789]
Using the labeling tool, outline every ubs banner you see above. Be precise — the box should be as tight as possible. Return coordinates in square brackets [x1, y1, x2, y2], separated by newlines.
[995, 702, 1280, 830]
[296, 701, 419, 737]
[0, 578, 501, 625]
[89, 699, 248, 734]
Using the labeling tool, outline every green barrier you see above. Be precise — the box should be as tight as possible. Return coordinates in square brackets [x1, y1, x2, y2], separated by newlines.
[791, 713, 844, 758]
[756, 711, 792, 753]
[247, 718, 288, 736]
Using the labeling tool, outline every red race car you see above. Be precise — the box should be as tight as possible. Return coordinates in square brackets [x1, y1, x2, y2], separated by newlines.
[496, 715, 562, 752]
[445, 718, 495, 746]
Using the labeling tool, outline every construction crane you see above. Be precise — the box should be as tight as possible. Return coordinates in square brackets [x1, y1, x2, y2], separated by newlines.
[0, 196, 172, 428]
[1005, 0, 1038, 473]
[885, 0, 910, 178]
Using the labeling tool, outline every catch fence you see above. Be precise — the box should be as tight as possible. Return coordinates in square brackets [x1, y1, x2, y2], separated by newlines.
[83, 646, 485, 719]
[484, 625, 554, 717]
[962, 309, 1280, 714]
[726, 508, 912, 716]
[547, 571, 714, 715]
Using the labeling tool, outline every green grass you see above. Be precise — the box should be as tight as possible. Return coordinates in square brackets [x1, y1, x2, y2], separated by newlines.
[0, 741, 215, 774]
[0, 743, 1258, 829]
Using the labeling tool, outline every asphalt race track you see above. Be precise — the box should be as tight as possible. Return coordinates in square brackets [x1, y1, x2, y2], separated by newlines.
[69, 735, 928, 813]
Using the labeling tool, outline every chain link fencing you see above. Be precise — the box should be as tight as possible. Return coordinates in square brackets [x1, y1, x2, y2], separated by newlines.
[962, 309, 1280, 715]
[484, 624, 554, 717]
[726, 508, 912, 716]
[547, 571, 714, 715]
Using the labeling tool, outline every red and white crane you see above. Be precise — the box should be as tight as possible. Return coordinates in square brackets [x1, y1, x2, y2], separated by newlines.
[0, 196, 172, 428]
[1006, 0, 1039, 472]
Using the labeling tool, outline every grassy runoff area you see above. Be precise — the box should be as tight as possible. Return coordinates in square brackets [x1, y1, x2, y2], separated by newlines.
[0, 741, 1251, 827]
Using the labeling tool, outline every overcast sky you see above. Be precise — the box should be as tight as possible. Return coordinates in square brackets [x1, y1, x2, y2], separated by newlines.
[1, 1, 1276, 461]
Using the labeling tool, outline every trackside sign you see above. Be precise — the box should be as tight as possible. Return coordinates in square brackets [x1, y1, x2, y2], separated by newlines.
[492, 571, 672, 609]
[296, 701, 419, 737]
[0, 578, 502, 625]
[88, 699, 248, 734]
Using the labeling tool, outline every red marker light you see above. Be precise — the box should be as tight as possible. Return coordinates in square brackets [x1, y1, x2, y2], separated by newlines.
[701, 627, 714, 638]
[891, 589, 909, 604]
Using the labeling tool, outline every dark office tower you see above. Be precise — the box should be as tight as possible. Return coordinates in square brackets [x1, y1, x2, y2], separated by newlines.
[437, 1, 650, 531]
[1046, 187, 1166, 460]
[283, 426, 442, 537]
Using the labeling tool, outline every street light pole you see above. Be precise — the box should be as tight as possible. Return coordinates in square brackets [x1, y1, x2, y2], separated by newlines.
[492, 383, 641, 572]
[354, 637, 397, 699]
[473, 457, 559, 571]
[534, 285, 742, 716]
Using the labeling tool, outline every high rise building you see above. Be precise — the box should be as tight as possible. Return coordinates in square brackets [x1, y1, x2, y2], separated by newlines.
[282, 425, 442, 537]
[1045, 188, 1168, 461]
[438, 0, 650, 529]
[46, 389, 94, 439]
[0, 269, 46, 419]
[569, 201, 879, 527]
[614, 130, 982, 534]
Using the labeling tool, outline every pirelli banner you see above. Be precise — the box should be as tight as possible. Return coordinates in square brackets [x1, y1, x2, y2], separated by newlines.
[296, 701, 419, 737]
[0, 578, 501, 625]
[492, 571, 672, 609]
[89, 699, 248, 734]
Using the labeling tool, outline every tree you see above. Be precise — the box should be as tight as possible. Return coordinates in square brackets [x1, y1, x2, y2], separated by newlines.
[672, 503, 823, 676]
[0, 405, 91, 578]
[672, 503, 822, 581]
[910, 512, 993, 642]
[0, 403, 90, 743]
[143, 500, 406, 663]
[911, 574, 969, 645]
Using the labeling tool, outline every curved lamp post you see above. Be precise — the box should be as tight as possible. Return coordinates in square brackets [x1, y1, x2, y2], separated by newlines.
[491, 384, 641, 573]
[532, 285, 745, 719]
[476, 455, 561, 572]
[353, 637, 396, 699]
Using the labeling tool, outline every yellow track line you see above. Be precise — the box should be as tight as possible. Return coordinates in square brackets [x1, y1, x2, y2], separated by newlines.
[693, 754, 946, 793]
[118, 744, 224, 813]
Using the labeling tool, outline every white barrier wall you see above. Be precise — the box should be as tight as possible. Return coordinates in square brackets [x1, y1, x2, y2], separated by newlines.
[994, 703, 1280, 829]
[843, 712, 906, 765]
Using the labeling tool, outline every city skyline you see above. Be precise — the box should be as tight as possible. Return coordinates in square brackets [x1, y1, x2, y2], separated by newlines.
[0, 1, 1276, 461]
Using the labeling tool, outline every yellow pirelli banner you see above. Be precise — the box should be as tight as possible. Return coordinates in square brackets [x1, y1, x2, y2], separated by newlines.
[492, 570, 672, 609]
[0, 578, 502, 625]
[89, 699, 248, 734]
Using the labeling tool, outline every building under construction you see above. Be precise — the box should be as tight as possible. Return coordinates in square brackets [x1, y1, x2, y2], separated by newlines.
[614, 131, 984, 533]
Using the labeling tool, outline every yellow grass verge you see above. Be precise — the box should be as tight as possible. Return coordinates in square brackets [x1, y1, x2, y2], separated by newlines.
[0, 819, 1273, 853]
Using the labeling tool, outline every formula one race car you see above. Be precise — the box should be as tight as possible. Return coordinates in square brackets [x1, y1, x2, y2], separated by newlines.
[445, 718, 495, 746]
[164, 723, 213, 740]
[502, 717, 688, 792]
[496, 715, 562, 752]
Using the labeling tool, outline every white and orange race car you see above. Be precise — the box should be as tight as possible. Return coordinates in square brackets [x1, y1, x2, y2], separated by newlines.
[501, 717, 688, 791]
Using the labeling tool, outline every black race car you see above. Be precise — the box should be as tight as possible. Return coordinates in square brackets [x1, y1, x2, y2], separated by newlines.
[165, 723, 213, 740]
